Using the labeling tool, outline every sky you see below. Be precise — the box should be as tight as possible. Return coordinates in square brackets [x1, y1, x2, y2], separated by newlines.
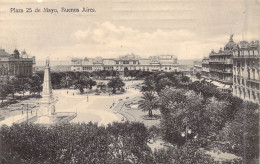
[0, 0, 259, 61]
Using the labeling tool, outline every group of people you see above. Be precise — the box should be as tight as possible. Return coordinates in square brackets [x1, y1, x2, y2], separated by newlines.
[67, 91, 74, 96]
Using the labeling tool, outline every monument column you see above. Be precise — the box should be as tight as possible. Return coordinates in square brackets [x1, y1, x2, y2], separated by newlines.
[42, 58, 53, 104]
[41, 58, 54, 116]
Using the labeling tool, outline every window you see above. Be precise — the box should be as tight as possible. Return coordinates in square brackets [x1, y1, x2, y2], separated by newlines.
[116, 61, 119, 64]
[133, 61, 136, 64]
[123, 61, 129, 64]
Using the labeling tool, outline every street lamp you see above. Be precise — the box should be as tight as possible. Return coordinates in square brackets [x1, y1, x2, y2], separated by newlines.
[21, 102, 39, 123]
[182, 126, 192, 142]
[86, 89, 89, 102]
[21, 103, 30, 123]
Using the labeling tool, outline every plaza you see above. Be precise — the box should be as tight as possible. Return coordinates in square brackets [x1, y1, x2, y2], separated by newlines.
[0, 80, 157, 127]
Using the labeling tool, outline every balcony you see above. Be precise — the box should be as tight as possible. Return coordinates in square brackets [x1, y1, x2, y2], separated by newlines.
[233, 55, 260, 59]
[209, 60, 233, 64]
[247, 78, 260, 84]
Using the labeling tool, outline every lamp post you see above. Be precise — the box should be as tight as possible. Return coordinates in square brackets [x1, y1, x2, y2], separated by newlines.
[86, 89, 88, 102]
[21, 103, 29, 123]
[181, 126, 192, 142]
[21, 102, 39, 123]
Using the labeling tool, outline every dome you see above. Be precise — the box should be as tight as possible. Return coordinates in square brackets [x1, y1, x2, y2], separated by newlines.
[21, 49, 29, 58]
[224, 35, 236, 50]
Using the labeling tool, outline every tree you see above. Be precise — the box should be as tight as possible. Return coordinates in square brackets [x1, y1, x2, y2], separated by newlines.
[181, 76, 190, 84]
[158, 87, 204, 146]
[7, 77, 19, 98]
[138, 92, 158, 117]
[155, 77, 172, 93]
[86, 78, 97, 90]
[106, 122, 152, 163]
[51, 72, 63, 89]
[74, 79, 86, 94]
[0, 81, 9, 104]
[107, 77, 125, 94]
[29, 75, 42, 95]
[220, 102, 259, 163]
[153, 143, 215, 164]
[60, 75, 73, 88]
[141, 76, 156, 92]
[16, 77, 31, 97]
[195, 72, 201, 80]
[97, 82, 106, 90]
[203, 97, 229, 134]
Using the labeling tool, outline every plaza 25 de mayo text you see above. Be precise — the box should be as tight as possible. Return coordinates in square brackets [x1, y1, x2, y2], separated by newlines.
[10, 7, 96, 13]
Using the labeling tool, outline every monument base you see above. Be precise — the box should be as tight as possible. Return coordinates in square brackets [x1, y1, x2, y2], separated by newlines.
[36, 115, 55, 124]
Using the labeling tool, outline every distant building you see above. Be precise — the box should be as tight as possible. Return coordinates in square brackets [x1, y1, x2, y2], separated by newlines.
[193, 60, 202, 75]
[71, 54, 179, 72]
[0, 49, 35, 80]
[232, 40, 260, 104]
[201, 57, 210, 78]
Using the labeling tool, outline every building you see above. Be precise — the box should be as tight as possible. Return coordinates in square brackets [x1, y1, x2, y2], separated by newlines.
[0, 49, 35, 80]
[71, 54, 179, 73]
[201, 57, 210, 78]
[193, 60, 202, 75]
[207, 36, 235, 92]
[232, 40, 260, 104]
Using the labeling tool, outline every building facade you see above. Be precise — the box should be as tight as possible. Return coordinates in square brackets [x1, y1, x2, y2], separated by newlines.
[0, 49, 35, 80]
[201, 57, 210, 78]
[209, 36, 234, 85]
[232, 40, 260, 104]
[71, 54, 179, 72]
[202, 36, 235, 92]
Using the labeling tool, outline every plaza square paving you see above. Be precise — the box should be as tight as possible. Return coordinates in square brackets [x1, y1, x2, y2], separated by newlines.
[0, 80, 155, 127]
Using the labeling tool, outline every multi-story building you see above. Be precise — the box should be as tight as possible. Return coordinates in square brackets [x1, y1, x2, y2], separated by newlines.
[71, 54, 179, 73]
[201, 57, 210, 78]
[0, 49, 35, 80]
[207, 36, 235, 92]
[232, 40, 260, 104]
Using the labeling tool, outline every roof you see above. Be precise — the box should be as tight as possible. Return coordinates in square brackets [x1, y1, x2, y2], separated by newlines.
[138, 59, 151, 65]
[0, 49, 10, 57]
[103, 59, 115, 65]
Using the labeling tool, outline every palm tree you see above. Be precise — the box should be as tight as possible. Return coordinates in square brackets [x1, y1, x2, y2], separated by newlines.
[138, 92, 158, 117]
[141, 78, 156, 92]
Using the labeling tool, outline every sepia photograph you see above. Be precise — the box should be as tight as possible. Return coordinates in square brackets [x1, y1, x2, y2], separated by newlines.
[0, 0, 259, 163]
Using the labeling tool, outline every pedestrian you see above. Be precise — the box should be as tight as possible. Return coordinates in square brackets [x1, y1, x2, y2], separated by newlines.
[67, 91, 68, 94]
[73, 93, 74, 96]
